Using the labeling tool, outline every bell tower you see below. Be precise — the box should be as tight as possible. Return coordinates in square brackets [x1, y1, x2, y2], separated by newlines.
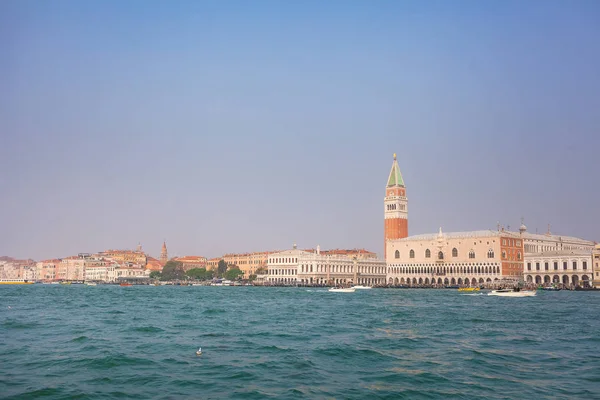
[160, 241, 168, 264]
[384, 153, 408, 257]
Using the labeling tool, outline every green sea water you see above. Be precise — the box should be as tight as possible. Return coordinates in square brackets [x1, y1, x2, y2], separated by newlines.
[1, 286, 599, 399]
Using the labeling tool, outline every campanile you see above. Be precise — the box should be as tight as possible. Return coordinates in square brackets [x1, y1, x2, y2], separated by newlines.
[384, 153, 408, 257]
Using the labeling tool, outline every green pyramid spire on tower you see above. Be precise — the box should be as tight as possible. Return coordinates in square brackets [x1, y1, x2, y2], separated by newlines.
[387, 153, 405, 187]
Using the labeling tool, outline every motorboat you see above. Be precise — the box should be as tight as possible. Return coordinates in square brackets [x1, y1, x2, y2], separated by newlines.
[488, 288, 536, 297]
[458, 287, 480, 292]
[352, 285, 372, 290]
[329, 287, 355, 293]
[85, 282, 97, 286]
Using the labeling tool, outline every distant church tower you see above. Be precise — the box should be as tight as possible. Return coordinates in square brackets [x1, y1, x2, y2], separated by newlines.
[160, 241, 168, 264]
[384, 153, 408, 257]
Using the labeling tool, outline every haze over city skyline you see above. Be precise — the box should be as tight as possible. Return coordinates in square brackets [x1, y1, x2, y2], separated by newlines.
[1, 0, 599, 260]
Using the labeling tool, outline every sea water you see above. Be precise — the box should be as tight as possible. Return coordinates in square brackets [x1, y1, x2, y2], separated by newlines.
[1, 286, 599, 399]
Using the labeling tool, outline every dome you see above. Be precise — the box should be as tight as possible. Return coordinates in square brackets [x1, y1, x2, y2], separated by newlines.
[519, 223, 527, 233]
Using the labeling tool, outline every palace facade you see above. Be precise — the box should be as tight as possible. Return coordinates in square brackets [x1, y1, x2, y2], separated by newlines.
[386, 229, 524, 286]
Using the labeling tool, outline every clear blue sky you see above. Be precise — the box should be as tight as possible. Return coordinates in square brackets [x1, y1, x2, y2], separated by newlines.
[1, 0, 599, 260]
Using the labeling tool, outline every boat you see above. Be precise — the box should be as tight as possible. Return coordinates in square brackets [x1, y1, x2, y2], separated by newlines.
[0, 279, 34, 285]
[458, 287, 480, 292]
[328, 287, 355, 293]
[488, 288, 536, 297]
[119, 282, 132, 287]
[574, 286, 600, 291]
[352, 285, 372, 290]
[540, 286, 561, 291]
[60, 281, 71, 285]
[85, 282, 97, 286]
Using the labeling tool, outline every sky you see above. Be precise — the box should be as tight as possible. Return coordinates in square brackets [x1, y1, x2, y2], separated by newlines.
[1, 0, 599, 261]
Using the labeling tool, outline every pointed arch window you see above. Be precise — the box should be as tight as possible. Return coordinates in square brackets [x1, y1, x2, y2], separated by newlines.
[394, 250, 400, 259]
[425, 249, 431, 258]
[452, 248, 458, 257]
[409, 249, 415, 258]
[517, 252, 521, 260]
[438, 251, 444, 260]
[469, 250, 475, 259]
[487, 249, 494, 258]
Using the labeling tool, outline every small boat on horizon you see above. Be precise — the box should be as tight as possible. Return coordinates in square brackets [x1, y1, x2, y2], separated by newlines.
[119, 282, 132, 287]
[329, 287, 355, 293]
[352, 285, 372, 290]
[488, 288, 536, 297]
[458, 287, 480, 292]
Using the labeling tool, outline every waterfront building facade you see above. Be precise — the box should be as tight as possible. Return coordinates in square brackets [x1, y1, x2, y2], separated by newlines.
[517, 222, 596, 287]
[36, 260, 59, 281]
[58, 256, 85, 281]
[266, 245, 386, 286]
[523, 250, 593, 287]
[384, 153, 408, 257]
[593, 244, 600, 288]
[386, 229, 524, 286]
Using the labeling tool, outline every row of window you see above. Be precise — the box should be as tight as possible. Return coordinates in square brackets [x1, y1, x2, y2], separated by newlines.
[527, 261, 587, 271]
[396, 249, 499, 259]
[300, 265, 384, 274]
[270, 266, 386, 275]
[386, 204, 406, 211]
[269, 257, 298, 264]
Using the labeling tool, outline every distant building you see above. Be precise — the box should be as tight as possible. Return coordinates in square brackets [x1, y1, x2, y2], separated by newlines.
[266, 244, 386, 286]
[58, 256, 86, 281]
[384, 153, 408, 257]
[36, 260, 60, 281]
[99, 249, 147, 266]
[206, 257, 221, 271]
[222, 251, 275, 278]
[145, 256, 163, 272]
[173, 256, 207, 271]
[386, 229, 524, 286]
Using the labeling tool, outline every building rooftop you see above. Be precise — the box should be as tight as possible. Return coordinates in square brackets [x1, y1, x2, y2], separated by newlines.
[396, 230, 521, 242]
[387, 154, 405, 187]
[526, 250, 592, 257]
[516, 231, 595, 245]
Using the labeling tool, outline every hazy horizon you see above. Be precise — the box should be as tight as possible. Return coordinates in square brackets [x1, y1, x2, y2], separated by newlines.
[1, 1, 599, 261]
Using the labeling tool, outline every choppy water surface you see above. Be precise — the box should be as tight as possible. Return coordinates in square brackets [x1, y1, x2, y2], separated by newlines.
[1, 286, 599, 399]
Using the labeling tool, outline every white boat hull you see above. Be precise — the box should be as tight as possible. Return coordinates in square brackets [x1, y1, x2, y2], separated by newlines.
[329, 288, 355, 293]
[352, 286, 372, 290]
[488, 290, 536, 297]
